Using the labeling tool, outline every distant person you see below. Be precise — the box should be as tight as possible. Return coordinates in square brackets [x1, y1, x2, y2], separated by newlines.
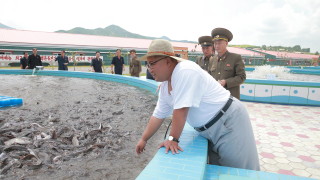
[209, 28, 246, 99]
[26, 48, 42, 69]
[111, 49, 125, 75]
[55, 50, 69, 71]
[91, 51, 103, 73]
[195, 36, 214, 72]
[20, 52, 28, 69]
[129, 49, 141, 77]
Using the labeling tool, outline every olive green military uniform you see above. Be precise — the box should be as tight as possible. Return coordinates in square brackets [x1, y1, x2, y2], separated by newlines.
[210, 28, 246, 99]
[129, 55, 142, 77]
[196, 56, 214, 72]
[209, 51, 246, 99]
[195, 36, 214, 72]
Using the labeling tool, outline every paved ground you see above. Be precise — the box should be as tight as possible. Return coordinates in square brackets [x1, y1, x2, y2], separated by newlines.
[245, 102, 320, 179]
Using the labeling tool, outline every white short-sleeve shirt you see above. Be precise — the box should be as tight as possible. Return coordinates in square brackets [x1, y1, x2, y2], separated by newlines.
[152, 60, 230, 127]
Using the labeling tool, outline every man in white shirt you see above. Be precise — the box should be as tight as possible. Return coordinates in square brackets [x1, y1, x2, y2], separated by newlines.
[135, 39, 260, 170]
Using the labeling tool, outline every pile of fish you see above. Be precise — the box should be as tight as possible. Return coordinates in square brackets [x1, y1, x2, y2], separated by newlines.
[0, 118, 131, 176]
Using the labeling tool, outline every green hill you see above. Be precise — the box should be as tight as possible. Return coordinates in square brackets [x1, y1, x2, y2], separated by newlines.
[56, 25, 154, 39]
[56, 24, 196, 43]
[0, 23, 14, 29]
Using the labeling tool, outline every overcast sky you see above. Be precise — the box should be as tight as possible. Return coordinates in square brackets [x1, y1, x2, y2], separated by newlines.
[1, 0, 319, 52]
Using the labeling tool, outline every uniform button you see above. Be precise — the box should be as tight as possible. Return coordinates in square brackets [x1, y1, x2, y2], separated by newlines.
[218, 72, 220, 74]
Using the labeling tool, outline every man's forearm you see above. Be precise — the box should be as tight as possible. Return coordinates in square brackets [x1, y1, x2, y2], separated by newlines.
[141, 116, 164, 142]
[170, 107, 189, 139]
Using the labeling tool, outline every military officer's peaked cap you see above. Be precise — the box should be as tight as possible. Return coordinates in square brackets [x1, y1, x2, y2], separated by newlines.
[198, 36, 213, 47]
[211, 28, 233, 42]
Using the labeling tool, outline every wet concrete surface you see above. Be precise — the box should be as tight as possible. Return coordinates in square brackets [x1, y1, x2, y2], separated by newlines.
[44, 65, 148, 75]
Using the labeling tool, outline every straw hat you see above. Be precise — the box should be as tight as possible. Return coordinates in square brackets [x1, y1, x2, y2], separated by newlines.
[138, 39, 186, 61]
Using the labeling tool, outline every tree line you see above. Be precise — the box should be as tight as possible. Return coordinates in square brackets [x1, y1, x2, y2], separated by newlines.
[229, 44, 319, 55]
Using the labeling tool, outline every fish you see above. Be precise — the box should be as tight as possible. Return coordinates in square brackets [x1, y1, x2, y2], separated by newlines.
[3, 145, 28, 152]
[0, 161, 13, 174]
[52, 155, 62, 164]
[0, 152, 8, 168]
[40, 132, 51, 140]
[4, 137, 32, 146]
[72, 135, 79, 146]
[25, 159, 42, 170]
[0, 128, 20, 134]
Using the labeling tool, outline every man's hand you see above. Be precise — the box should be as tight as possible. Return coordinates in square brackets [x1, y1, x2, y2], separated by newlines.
[218, 79, 226, 87]
[158, 140, 183, 154]
[136, 139, 147, 154]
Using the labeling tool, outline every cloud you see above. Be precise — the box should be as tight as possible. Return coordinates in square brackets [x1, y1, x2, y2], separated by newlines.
[227, 0, 320, 51]
[0, 0, 319, 52]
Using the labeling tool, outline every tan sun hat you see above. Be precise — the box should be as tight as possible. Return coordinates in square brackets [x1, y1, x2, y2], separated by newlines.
[138, 39, 187, 61]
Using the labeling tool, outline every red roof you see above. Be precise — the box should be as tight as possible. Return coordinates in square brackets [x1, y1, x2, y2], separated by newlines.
[227, 47, 264, 57]
[261, 50, 318, 59]
[0, 28, 201, 52]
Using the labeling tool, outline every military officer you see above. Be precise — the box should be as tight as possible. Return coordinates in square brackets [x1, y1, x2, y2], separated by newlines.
[129, 49, 142, 77]
[210, 28, 246, 99]
[195, 36, 215, 72]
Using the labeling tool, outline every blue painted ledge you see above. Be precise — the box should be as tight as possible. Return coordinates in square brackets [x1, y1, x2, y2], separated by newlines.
[245, 66, 320, 75]
[205, 164, 316, 180]
[136, 123, 208, 180]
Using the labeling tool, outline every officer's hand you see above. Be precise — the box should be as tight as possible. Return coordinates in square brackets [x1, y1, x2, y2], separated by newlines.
[219, 79, 226, 87]
[158, 140, 183, 155]
[136, 139, 147, 155]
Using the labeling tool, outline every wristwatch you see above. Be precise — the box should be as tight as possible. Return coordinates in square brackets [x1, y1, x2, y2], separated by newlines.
[168, 136, 179, 143]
